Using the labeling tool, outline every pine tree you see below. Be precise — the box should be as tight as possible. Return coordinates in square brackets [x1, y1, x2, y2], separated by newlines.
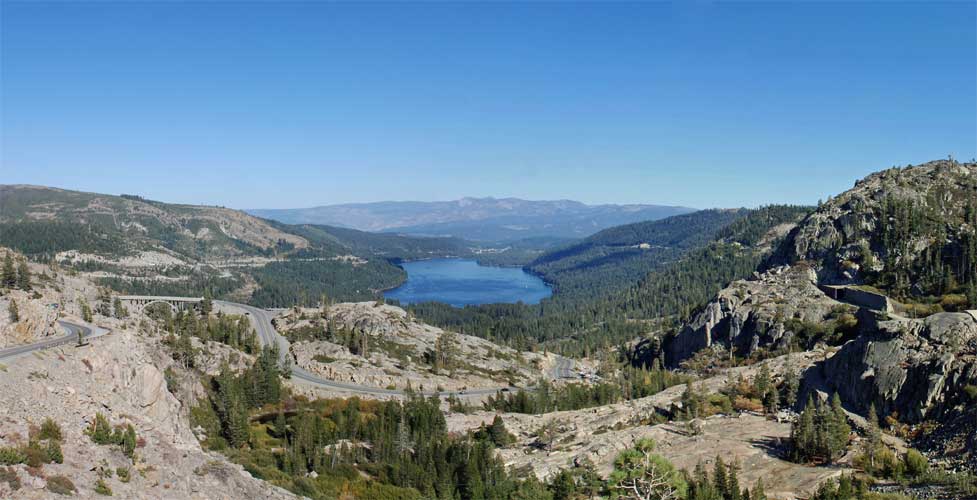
[763, 384, 779, 414]
[122, 425, 137, 458]
[791, 396, 817, 462]
[713, 455, 728, 498]
[727, 461, 742, 500]
[15, 259, 31, 291]
[782, 359, 800, 409]
[8, 299, 18, 322]
[87, 413, 114, 444]
[80, 299, 93, 323]
[487, 415, 512, 447]
[200, 293, 213, 316]
[752, 478, 767, 500]
[113, 297, 128, 319]
[273, 410, 288, 439]
[863, 403, 883, 472]
[682, 381, 701, 420]
[753, 364, 771, 398]
[1, 254, 15, 288]
[828, 393, 851, 460]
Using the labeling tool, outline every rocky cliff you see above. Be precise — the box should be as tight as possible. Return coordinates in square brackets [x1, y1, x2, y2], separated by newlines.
[776, 159, 976, 293]
[664, 160, 977, 471]
[665, 264, 845, 364]
[668, 160, 977, 366]
[279, 302, 547, 391]
[817, 311, 977, 422]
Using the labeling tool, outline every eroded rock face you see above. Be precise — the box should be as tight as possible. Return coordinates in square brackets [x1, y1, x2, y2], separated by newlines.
[778, 160, 976, 285]
[820, 312, 977, 422]
[666, 265, 842, 365]
[280, 303, 548, 391]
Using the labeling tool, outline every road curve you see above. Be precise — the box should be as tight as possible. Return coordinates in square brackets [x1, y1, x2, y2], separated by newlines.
[1, 301, 575, 399]
[0, 320, 107, 363]
[214, 300, 573, 398]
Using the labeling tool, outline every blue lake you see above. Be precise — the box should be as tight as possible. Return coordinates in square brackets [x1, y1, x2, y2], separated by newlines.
[384, 258, 552, 307]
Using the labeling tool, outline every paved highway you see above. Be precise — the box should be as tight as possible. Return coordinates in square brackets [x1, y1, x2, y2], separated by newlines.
[0, 299, 574, 399]
[0, 320, 107, 363]
[215, 300, 575, 397]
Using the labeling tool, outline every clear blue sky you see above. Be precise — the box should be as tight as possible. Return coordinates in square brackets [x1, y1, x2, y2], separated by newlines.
[2, 1, 974, 209]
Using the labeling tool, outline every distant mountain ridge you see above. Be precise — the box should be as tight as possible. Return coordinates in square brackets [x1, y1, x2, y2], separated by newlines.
[248, 197, 696, 242]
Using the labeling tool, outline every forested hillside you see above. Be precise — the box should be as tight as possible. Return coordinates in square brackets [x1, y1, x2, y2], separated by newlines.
[0, 185, 471, 307]
[528, 209, 748, 300]
[775, 160, 977, 309]
[407, 205, 812, 354]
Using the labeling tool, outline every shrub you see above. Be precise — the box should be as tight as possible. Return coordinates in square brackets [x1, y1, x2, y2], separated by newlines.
[46, 475, 77, 496]
[45, 440, 64, 464]
[87, 413, 114, 445]
[732, 395, 764, 413]
[38, 418, 63, 441]
[904, 449, 928, 478]
[22, 442, 46, 468]
[94, 478, 113, 496]
[0, 446, 26, 465]
[939, 294, 969, 312]
[963, 385, 977, 401]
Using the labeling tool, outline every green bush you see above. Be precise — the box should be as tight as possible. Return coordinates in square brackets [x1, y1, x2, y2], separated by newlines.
[904, 449, 928, 478]
[46, 475, 77, 496]
[87, 413, 114, 445]
[0, 446, 26, 465]
[116, 467, 131, 483]
[963, 385, 977, 401]
[39, 417, 63, 441]
[22, 441, 47, 468]
[44, 440, 64, 464]
[94, 478, 113, 496]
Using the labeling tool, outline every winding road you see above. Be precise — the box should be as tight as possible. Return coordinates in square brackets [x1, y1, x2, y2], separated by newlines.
[1, 299, 575, 399]
[216, 300, 575, 397]
[0, 320, 108, 363]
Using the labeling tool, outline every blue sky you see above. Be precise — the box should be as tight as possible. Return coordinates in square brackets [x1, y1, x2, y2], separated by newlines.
[2, 1, 974, 209]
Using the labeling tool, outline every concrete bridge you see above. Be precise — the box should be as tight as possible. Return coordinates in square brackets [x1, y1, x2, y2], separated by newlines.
[117, 295, 203, 313]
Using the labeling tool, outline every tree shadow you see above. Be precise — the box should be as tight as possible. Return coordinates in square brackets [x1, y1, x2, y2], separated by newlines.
[752, 435, 791, 460]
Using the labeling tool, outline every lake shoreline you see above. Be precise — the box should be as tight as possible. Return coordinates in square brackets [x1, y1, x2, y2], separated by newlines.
[384, 258, 553, 308]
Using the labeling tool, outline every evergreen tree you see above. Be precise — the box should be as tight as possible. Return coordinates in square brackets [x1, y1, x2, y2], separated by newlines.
[122, 425, 137, 458]
[753, 364, 770, 398]
[15, 259, 31, 291]
[862, 403, 883, 473]
[80, 299, 93, 323]
[1, 254, 15, 288]
[752, 478, 767, 500]
[791, 396, 817, 462]
[273, 409, 288, 439]
[200, 293, 213, 316]
[713, 455, 728, 498]
[726, 461, 742, 500]
[487, 415, 513, 447]
[828, 393, 851, 459]
[8, 299, 18, 322]
[87, 413, 114, 445]
[112, 297, 128, 319]
[782, 358, 800, 409]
